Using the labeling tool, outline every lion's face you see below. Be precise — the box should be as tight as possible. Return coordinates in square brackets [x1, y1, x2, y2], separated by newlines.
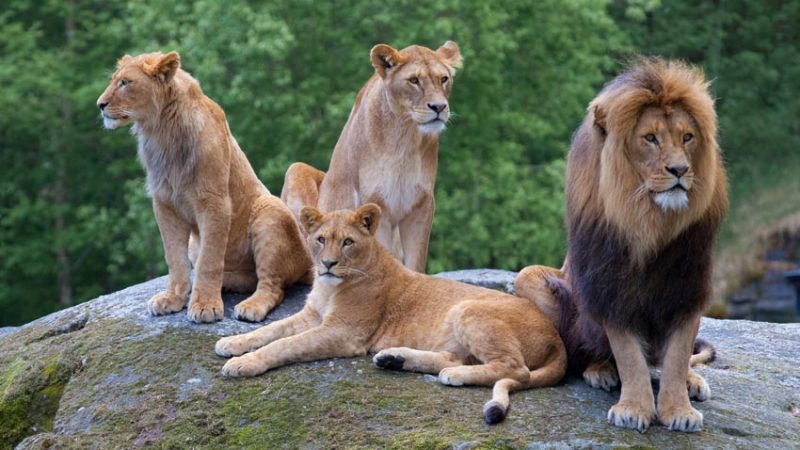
[96, 52, 181, 129]
[370, 41, 462, 135]
[300, 204, 382, 286]
[629, 106, 700, 212]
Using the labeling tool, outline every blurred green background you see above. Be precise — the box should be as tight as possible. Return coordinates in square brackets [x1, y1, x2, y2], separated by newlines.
[1, 0, 799, 326]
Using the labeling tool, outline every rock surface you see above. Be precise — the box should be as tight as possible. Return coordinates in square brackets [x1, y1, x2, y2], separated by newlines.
[1, 270, 798, 449]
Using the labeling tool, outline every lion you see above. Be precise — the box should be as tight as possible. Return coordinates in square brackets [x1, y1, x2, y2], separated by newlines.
[280, 41, 462, 273]
[96, 51, 312, 323]
[514, 58, 728, 433]
[214, 204, 566, 424]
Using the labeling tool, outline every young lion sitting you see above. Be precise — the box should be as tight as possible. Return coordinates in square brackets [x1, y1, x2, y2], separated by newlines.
[96, 52, 312, 323]
[215, 204, 566, 424]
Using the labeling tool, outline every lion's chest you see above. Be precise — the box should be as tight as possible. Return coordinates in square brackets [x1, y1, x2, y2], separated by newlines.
[359, 151, 431, 223]
[137, 136, 198, 222]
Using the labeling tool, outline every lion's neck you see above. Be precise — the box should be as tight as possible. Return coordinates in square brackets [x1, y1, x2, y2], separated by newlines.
[133, 79, 204, 203]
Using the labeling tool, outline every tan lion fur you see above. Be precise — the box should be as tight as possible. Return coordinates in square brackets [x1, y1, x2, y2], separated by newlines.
[515, 58, 728, 432]
[281, 41, 462, 272]
[97, 51, 312, 323]
[571, 58, 728, 265]
[215, 204, 566, 424]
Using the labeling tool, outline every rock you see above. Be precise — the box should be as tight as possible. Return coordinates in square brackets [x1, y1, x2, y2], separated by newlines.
[2, 271, 798, 449]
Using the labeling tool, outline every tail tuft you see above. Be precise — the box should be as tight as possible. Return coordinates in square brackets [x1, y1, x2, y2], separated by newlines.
[691, 338, 716, 366]
[483, 400, 506, 425]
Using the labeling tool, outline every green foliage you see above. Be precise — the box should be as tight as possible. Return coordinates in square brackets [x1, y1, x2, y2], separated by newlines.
[1, 0, 797, 325]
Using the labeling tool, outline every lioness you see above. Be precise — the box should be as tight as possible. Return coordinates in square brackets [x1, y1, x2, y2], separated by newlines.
[515, 58, 727, 432]
[215, 204, 566, 424]
[97, 52, 312, 323]
[281, 41, 462, 272]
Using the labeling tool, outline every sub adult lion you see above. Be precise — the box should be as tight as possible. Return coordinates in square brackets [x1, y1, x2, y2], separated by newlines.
[515, 58, 727, 432]
[215, 204, 566, 424]
[281, 41, 462, 272]
[97, 52, 312, 323]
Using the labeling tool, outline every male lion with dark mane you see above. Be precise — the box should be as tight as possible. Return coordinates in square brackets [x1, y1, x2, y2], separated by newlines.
[281, 41, 462, 272]
[97, 52, 312, 323]
[515, 58, 728, 432]
[215, 204, 566, 424]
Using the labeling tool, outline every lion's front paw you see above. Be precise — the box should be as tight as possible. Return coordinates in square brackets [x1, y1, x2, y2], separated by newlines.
[147, 291, 188, 316]
[687, 371, 711, 401]
[658, 403, 703, 432]
[583, 363, 619, 392]
[187, 295, 224, 323]
[438, 367, 464, 386]
[215, 336, 252, 358]
[373, 351, 406, 371]
[221, 354, 266, 378]
[233, 297, 271, 322]
[607, 400, 656, 433]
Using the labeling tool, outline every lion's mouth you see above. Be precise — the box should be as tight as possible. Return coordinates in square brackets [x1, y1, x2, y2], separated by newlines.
[102, 112, 129, 121]
[424, 117, 444, 125]
[656, 184, 687, 194]
[318, 271, 341, 279]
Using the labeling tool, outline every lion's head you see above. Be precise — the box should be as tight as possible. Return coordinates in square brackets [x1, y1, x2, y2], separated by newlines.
[370, 41, 462, 135]
[96, 51, 183, 129]
[299, 204, 382, 285]
[568, 58, 728, 260]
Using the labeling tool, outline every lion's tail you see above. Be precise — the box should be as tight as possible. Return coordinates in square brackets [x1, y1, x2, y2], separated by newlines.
[483, 345, 567, 425]
[690, 338, 716, 366]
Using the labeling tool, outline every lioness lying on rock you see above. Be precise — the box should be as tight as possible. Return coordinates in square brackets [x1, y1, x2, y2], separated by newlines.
[97, 52, 312, 323]
[215, 204, 566, 424]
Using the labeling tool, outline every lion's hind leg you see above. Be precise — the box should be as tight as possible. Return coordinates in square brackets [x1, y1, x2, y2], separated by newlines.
[373, 347, 462, 373]
[280, 162, 325, 224]
[513, 264, 564, 325]
[235, 196, 313, 322]
[583, 360, 619, 392]
[686, 369, 710, 401]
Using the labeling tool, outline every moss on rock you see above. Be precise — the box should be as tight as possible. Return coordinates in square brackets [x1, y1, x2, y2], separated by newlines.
[4, 274, 800, 449]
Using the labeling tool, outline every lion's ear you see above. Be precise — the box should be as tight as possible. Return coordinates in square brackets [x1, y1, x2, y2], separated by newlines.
[371, 44, 404, 78]
[353, 203, 381, 236]
[593, 105, 607, 136]
[154, 51, 181, 82]
[437, 40, 463, 71]
[300, 206, 324, 234]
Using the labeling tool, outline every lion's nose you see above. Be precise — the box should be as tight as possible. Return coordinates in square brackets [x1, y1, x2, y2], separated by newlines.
[666, 165, 689, 178]
[97, 101, 109, 111]
[427, 102, 447, 113]
[322, 259, 338, 269]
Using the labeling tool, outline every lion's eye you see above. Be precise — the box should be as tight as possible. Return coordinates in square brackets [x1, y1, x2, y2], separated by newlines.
[441, 76, 449, 84]
[644, 134, 658, 145]
[683, 133, 694, 143]
[317, 236, 326, 244]
[119, 79, 130, 87]
[343, 238, 354, 247]
[409, 76, 420, 85]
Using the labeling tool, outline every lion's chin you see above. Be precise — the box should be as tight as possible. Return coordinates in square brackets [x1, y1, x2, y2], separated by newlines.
[317, 274, 344, 286]
[654, 189, 689, 212]
[102, 115, 131, 130]
[418, 120, 446, 136]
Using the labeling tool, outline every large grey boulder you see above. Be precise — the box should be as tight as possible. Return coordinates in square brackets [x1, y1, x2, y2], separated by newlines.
[1, 270, 798, 449]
